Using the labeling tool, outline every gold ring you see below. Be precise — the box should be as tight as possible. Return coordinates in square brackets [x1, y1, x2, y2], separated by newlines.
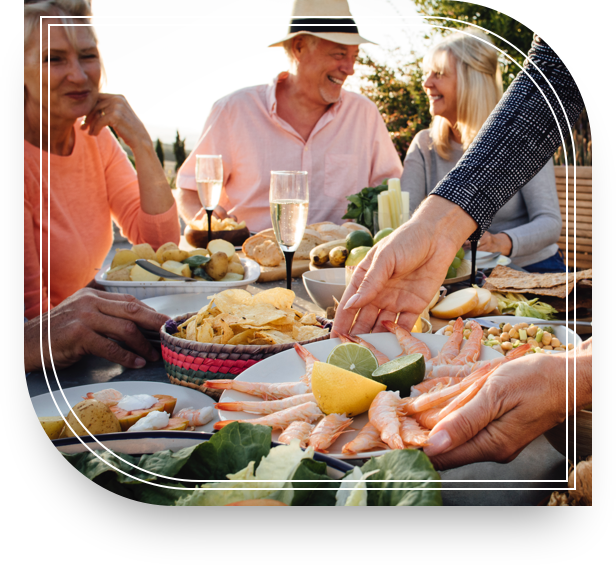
[100, 110, 105, 117]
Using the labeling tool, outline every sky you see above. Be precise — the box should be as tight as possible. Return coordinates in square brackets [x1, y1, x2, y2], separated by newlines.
[92, 0, 433, 147]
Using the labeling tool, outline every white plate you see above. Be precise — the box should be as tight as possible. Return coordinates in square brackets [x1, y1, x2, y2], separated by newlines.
[31, 381, 219, 433]
[464, 250, 511, 270]
[218, 333, 502, 459]
[435, 316, 582, 352]
[141, 293, 214, 318]
[95, 257, 260, 301]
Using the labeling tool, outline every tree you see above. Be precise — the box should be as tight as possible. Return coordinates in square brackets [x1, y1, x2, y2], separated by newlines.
[173, 130, 187, 172]
[155, 138, 165, 167]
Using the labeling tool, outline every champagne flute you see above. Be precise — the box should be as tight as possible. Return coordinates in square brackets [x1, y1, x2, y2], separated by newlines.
[269, 171, 309, 290]
[195, 155, 223, 244]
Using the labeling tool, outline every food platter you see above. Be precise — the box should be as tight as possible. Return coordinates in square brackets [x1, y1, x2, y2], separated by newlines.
[217, 333, 502, 459]
[142, 292, 213, 317]
[31, 381, 219, 433]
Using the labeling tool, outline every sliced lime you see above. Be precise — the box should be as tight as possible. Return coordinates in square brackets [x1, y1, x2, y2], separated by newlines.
[371, 353, 425, 398]
[326, 343, 379, 378]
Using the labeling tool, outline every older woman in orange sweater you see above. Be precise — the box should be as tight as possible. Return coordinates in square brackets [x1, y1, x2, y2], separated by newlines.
[24, 1, 180, 371]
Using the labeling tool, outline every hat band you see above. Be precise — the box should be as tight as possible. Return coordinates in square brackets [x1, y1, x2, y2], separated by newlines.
[289, 17, 359, 35]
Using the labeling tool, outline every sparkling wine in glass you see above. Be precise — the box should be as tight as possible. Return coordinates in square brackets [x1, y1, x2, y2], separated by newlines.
[195, 155, 223, 244]
[269, 171, 309, 290]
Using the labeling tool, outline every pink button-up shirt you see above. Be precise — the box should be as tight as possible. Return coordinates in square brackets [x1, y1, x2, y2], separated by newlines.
[177, 73, 403, 233]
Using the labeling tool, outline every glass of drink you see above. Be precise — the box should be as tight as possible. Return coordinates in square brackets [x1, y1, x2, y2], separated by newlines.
[269, 171, 309, 290]
[195, 155, 223, 244]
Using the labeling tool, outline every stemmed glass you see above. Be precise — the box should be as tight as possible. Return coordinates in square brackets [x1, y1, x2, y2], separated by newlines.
[269, 171, 309, 290]
[195, 155, 223, 244]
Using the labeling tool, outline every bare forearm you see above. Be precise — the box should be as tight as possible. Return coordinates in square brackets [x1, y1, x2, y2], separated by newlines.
[568, 338, 592, 413]
[24, 318, 45, 372]
[176, 188, 203, 224]
[417, 195, 478, 251]
[131, 140, 175, 215]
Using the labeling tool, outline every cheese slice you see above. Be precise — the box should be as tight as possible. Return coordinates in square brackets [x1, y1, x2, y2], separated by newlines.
[465, 288, 493, 317]
[430, 288, 479, 319]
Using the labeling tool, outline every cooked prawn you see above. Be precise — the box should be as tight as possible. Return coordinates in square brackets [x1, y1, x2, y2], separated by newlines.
[432, 318, 464, 365]
[278, 421, 315, 449]
[340, 334, 390, 366]
[450, 321, 483, 365]
[433, 371, 491, 424]
[414, 406, 445, 430]
[84, 388, 123, 406]
[214, 401, 323, 431]
[215, 393, 315, 415]
[399, 416, 431, 447]
[204, 379, 309, 400]
[308, 414, 353, 453]
[410, 376, 463, 397]
[293, 343, 319, 387]
[382, 320, 432, 360]
[368, 391, 405, 450]
[174, 406, 214, 427]
[341, 422, 388, 456]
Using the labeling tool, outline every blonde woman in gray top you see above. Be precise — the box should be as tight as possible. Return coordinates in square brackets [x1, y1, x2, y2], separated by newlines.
[401, 29, 564, 272]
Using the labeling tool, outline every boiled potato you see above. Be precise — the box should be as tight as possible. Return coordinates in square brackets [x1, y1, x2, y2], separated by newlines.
[131, 243, 156, 261]
[110, 249, 139, 269]
[106, 265, 132, 281]
[161, 260, 191, 279]
[64, 399, 122, 437]
[227, 262, 245, 276]
[39, 416, 65, 440]
[155, 242, 179, 264]
[220, 273, 244, 282]
[205, 252, 229, 281]
[160, 248, 190, 263]
[207, 239, 235, 258]
[188, 248, 210, 257]
[228, 253, 242, 264]
[130, 260, 161, 282]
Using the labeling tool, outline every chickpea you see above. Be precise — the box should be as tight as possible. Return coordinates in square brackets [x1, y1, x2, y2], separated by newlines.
[444, 331, 453, 336]
[503, 323, 512, 333]
[527, 339, 539, 348]
[556, 346, 566, 351]
[551, 337, 561, 348]
[487, 327, 500, 336]
[543, 345, 553, 350]
[541, 331, 552, 345]
[444, 325, 454, 333]
[568, 343, 574, 350]
[463, 329, 471, 338]
[449, 320, 456, 326]
[465, 321, 473, 330]
[501, 341, 513, 351]
[491, 335, 502, 343]
[509, 329, 520, 339]
[512, 323, 522, 331]
[500, 332, 510, 341]
[526, 326, 538, 337]
[520, 322, 529, 329]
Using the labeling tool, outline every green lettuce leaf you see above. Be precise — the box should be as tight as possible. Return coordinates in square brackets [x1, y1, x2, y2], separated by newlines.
[290, 458, 338, 506]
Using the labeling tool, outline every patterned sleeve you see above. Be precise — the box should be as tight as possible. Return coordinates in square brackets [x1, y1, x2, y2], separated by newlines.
[432, 35, 585, 240]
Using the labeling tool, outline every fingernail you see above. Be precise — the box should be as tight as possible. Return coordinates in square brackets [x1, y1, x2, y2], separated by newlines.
[344, 294, 361, 310]
[423, 430, 451, 456]
[134, 357, 146, 368]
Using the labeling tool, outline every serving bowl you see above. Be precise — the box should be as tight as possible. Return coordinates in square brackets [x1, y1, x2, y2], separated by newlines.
[95, 257, 260, 300]
[302, 268, 346, 310]
[543, 409, 592, 462]
[184, 225, 251, 248]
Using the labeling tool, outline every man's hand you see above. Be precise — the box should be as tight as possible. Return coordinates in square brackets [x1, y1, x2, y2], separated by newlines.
[25, 288, 170, 372]
[333, 196, 477, 335]
[424, 340, 592, 470]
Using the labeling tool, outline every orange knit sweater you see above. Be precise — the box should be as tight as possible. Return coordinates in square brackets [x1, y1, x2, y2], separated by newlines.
[24, 124, 180, 320]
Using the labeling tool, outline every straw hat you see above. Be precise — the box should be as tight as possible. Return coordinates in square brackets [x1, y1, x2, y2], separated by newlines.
[269, 0, 375, 47]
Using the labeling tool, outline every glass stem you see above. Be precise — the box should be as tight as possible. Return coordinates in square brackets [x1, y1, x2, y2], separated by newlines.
[283, 250, 295, 290]
[206, 209, 214, 244]
[470, 240, 478, 286]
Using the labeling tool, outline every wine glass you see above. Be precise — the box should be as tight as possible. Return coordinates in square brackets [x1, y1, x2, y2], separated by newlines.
[269, 171, 309, 290]
[195, 155, 223, 244]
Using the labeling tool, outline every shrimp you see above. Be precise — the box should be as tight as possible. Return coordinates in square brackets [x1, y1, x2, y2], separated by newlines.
[414, 406, 444, 430]
[432, 317, 464, 365]
[433, 371, 491, 424]
[308, 414, 353, 453]
[382, 320, 432, 360]
[410, 376, 463, 397]
[450, 321, 483, 365]
[215, 393, 315, 415]
[204, 379, 309, 400]
[399, 364, 491, 415]
[399, 416, 430, 447]
[174, 406, 214, 427]
[278, 421, 315, 449]
[341, 422, 388, 456]
[293, 343, 319, 388]
[340, 334, 390, 366]
[369, 391, 405, 450]
[84, 388, 123, 406]
[214, 401, 323, 431]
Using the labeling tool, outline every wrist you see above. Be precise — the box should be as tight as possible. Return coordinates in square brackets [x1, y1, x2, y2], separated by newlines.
[497, 232, 513, 256]
[420, 195, 478, 249]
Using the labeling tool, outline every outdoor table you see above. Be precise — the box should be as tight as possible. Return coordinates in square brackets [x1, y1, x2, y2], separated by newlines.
[26, 274, 569, 506]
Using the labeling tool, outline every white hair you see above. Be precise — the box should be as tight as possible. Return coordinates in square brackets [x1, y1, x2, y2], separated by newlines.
[282, 34, 322, 69]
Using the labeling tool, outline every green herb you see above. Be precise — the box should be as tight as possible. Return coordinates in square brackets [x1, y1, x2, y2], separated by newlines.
[182, 255, 210, 268]
[342, 180, 389, 231]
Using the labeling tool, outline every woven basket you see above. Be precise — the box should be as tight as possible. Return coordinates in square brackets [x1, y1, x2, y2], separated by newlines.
[160, 313, 332, 399]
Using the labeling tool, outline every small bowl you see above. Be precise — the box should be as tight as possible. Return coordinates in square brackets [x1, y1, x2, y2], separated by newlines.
[302, 269, 346, 310]
[184, 225, 251, 248]
[543, 409, 592, 462]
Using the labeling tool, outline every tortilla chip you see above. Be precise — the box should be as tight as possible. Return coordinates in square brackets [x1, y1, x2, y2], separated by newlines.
[228, 303, 288, 326]
[186, 318, 198, 341]
[251, 288, 295, 310]
[299, 313, 318, 326]
[210, 289, 253, 313]
[293, 325, 330, 341]
[253, 330, 296, 345]
[196, 321, 214, 343]
[227, 329, 256, 345]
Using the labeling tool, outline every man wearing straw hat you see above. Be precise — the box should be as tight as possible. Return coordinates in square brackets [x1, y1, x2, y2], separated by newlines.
[177, 0, 402, 233]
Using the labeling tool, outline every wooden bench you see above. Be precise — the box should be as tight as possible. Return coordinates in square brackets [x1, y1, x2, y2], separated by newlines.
[554, 166, 592, 270]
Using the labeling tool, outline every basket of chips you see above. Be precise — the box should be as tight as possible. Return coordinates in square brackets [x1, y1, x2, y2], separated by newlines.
[160, 288, 331, 398]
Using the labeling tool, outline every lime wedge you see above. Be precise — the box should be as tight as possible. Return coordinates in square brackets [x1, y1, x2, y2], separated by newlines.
[326, 343, 379, 378]
[371, 353, 425, 398]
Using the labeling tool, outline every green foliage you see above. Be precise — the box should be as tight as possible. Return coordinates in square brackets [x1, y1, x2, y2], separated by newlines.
[342, 179, 390, 231]
[359, 53, 432, 161]
[413, 0, 534, 89]
[155, 138, 165, 167]
[173, 130, 187, 172]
